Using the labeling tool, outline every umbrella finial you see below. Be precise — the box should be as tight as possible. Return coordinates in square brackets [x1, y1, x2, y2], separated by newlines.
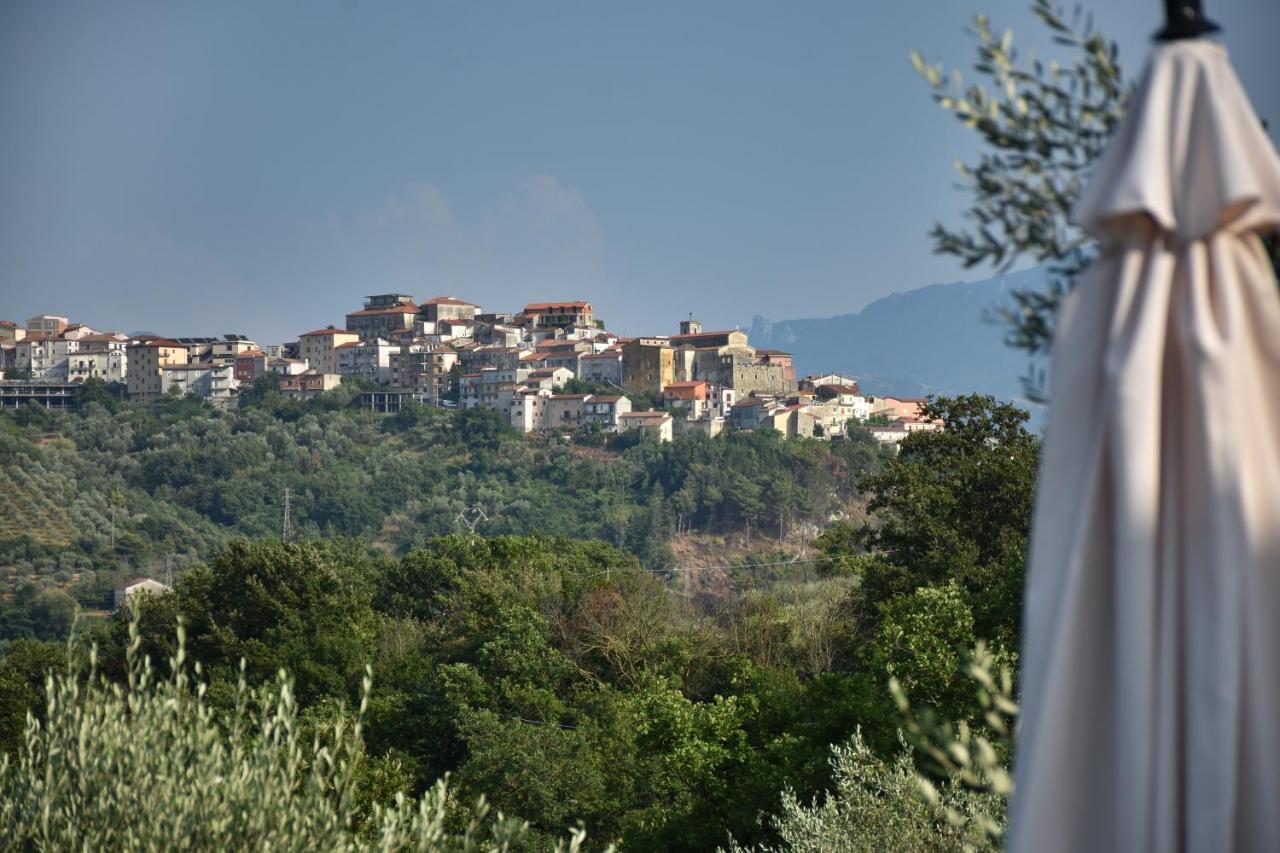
[1155, 0, 1221, 40]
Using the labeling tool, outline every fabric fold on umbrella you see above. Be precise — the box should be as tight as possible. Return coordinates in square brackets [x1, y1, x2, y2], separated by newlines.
[1010, 38, 1280, 853]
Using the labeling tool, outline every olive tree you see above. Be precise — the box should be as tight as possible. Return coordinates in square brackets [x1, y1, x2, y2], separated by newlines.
[912, 0, 1127, 361]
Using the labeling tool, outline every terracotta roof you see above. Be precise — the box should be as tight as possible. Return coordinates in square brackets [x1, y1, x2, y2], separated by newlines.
[334, 342, 361, 349]
[299, 328, 357, 337]
[664, 380, 706, 389]
[236, 348, 268, 357]
[524, 301, 592, 312]
[136, 338, 184, 348]
[422, 296, 478, 306]
[550, 393, 591, 400]
[591, 395, 624, 403]
[0, 321, 17, 328]
[346, 304, 419, 316]
[621, 410, 671, 422]
[755, 348, 792, 357]
[580, 351, 620, 359]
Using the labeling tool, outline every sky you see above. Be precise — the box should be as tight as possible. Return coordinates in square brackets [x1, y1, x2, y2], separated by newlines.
[2, 0, 1278, 343]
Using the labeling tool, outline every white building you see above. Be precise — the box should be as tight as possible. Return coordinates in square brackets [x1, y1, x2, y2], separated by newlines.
[619, 410, 674, 442]
[582, 395, 632, 431]
[578, 350, 623, 386]
[113, 578, 172, 611]
[18, 335, 78, 381]
[159, 363, 237, 401]
[336, 338, 396, 385]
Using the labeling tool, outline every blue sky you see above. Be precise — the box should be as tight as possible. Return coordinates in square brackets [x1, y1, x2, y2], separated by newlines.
[2, 0, 1277, 343]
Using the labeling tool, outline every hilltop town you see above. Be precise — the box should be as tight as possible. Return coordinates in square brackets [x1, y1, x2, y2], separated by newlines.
[0, 295, 939, 445]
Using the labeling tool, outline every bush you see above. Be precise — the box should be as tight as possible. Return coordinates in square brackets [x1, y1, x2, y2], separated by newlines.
[725, 730, 999, 853]
[0, 618, 596, 852]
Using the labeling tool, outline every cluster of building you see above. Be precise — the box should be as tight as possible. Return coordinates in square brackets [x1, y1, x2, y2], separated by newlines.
[0, 300, 940, 446]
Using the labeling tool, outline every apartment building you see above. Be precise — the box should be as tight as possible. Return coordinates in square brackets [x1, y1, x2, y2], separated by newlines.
[298, 328, 360, 374]
[127, 339, 190, 398]
[523, 301, 594, 330]
[346, 294, 419, 341]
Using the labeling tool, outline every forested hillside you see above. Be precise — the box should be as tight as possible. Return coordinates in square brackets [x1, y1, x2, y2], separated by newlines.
[0, 392, 1037, 850]
[0, 385, 885, 619]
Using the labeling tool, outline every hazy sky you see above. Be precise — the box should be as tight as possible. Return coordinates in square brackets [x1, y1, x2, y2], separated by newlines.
[2, 0, 1277, 343]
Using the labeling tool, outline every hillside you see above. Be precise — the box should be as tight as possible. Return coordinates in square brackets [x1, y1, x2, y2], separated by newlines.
[748, 266, 1048, 407]
[0, 391, 888, 608]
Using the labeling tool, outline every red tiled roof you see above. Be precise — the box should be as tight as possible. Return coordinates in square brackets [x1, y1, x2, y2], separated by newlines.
[524, 301, 592, 312]
[422, 296, 478, 306]
[346, 304, 419, 316]
[299, 328, 357, 337]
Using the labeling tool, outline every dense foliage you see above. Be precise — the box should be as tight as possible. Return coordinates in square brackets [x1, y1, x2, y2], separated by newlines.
[0, 617, 585, 852]
[0, 391, 885, 616]
[0, 394, 1036, 849]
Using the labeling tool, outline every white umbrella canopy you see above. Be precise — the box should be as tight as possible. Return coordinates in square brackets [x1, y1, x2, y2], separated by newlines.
[1009, 27, 1280, 853]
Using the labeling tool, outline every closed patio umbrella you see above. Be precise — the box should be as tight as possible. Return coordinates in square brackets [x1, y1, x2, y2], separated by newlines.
[1008, 3, 1280, 851]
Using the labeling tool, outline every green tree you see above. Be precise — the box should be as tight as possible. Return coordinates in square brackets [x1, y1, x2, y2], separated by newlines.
[852, 395, 1037, 646]
[0, 640, 65, 756]
[915, 0, 1279, 370]
[912, 0, 1127, 357]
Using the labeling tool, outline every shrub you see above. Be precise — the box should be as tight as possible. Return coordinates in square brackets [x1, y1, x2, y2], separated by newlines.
[0, 618, 595, 852]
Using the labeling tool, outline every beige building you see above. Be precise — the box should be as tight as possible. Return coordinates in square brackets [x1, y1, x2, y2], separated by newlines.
[279, 372, 343, 399]
[523, 301, 594, 330]
[0, 321, 26, 344]
[298, 328, 360, 374]
[68, 334, 129, 383]
[346, 294, 419, 340]
[127, 339, 189, 398]
[619, 410, 674, 442]
[543, 393, 592, 431]
[392, 344, 458, 400]
[621, 337, 675, 395]
[420, 296, 481, 324]
[26, 314, 69, 335]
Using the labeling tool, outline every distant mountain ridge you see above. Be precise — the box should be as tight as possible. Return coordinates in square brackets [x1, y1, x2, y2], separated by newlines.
[748, 266, 1048, 408]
